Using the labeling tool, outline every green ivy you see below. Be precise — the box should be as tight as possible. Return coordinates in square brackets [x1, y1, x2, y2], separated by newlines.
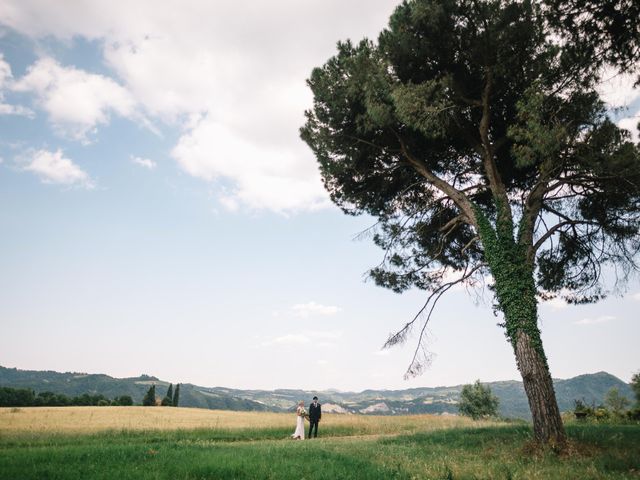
[473, 205, 548, 366]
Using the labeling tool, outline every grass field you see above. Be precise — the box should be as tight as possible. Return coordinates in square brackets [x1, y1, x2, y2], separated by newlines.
[1, 407, 639, 479]
[0, 406, 484, 435]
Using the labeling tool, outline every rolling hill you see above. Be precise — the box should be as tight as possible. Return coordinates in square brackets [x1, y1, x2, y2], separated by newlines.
[0, 365, 633, 418]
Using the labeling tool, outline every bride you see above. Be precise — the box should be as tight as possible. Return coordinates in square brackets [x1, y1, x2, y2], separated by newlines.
[291, 400, 307, 440]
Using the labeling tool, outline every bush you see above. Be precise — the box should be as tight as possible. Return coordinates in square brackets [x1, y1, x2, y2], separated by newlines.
[142, 386, 156, 406]
[0, 387, 35, 407]
[113, 395, 133, 406]
[458, 380, 499, 419]
[627, 408, 640, 421]
[604, 387, 630, 416]
[631, 372, 640, 406]
[574, 399, 594, 420]
[594, 406, 610, 420]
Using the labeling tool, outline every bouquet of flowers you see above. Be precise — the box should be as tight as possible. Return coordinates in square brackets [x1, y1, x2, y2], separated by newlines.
[298, 407, 310, 420]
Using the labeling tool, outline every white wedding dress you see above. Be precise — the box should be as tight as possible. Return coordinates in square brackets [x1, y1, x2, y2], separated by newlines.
[291, 407, 305, 439]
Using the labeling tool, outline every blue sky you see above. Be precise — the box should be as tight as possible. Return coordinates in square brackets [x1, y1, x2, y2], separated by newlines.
[1, 1, 639, 391]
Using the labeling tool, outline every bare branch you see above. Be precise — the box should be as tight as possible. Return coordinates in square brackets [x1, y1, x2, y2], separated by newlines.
[382, 264, 484, 378]
[401, 264, 484, 378]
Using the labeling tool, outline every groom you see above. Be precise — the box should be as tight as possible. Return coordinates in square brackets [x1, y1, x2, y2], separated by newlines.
[308, 396, 321, 438]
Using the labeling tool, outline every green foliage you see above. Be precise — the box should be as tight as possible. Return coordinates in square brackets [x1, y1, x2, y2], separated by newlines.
[458, 380, 499, 420]
[0, 387, 35, 407]
[571, 397, 637, 423]
[173, 384, 180, 407]
[573, 399, 592, 419]
[142, 385, 156, 406]
[573, 399, 608, 421]
[0, 387, 125, 407]
[605, 387, 631, 416]
[632, 372, 640, 406]
[544, 0, 640, 73]
[113, 395, 133, 406]
[302, 0, 640, 310]
[162, 384, 174, 406]
[474, 207, 545, 359]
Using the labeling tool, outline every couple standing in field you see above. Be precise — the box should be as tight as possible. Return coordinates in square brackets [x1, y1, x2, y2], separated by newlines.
[291, 396, 321, 440]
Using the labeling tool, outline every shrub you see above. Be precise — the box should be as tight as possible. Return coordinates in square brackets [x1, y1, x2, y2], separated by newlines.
[458, 380, 499, 419]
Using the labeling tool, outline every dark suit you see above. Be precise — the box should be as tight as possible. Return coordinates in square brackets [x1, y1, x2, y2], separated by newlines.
[308, 402, 321, 438]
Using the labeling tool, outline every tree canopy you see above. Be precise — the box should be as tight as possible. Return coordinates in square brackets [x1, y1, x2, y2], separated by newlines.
[458, 380, 500, 419]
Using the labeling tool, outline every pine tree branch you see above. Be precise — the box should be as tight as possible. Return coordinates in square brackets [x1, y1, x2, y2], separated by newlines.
[393, 132, 479, 230]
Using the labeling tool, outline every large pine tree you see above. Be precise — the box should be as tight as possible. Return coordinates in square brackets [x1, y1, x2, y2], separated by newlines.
[302, 0, 640, 447]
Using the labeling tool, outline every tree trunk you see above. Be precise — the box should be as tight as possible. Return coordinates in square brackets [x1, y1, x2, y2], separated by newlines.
[513, 329, 567, 448]
[476, 212, 567, 449]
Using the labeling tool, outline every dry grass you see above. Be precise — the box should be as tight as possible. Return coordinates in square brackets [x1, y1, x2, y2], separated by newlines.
[0, 406, 486, 435]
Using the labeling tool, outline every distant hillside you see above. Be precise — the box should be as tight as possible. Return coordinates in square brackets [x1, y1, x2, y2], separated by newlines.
[0, 366, 633, 419]
[0, 366, 269, 412]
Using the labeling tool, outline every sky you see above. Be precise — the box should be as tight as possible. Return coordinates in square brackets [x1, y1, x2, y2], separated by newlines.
[0, 1, 639, 392]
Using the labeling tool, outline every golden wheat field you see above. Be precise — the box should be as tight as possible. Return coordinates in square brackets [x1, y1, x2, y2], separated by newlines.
[0, 406, 487, 435]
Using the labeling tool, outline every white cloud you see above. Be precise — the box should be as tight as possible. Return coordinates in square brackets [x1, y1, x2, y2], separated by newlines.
[0, 0, 399, 213]
[171, 115, 328, 213]
[0, 53, 34, 117]
[596, 68, 640, 144]
[618, 115, 639, 143]
[0, 54, 11, 86]
[20, 149, 93, 188]
[291, 301, 342, 318]
[261, 330, 342, 347]
[574, 315, 616, 326]
[131, 155, 156, 169]
[0, 102, 33, 116]
[597, 69, 640, 109]
[12, 57, 136, 141]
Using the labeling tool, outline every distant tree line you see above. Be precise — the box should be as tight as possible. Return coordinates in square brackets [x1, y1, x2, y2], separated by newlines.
[0, 383, 182, 408]
[574, 374, 640, 422]
[142, 383, 180, 407]
[0, 387, 133, 407]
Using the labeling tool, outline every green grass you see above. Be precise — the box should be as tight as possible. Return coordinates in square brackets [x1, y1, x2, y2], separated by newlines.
[1, 424, 638, 479]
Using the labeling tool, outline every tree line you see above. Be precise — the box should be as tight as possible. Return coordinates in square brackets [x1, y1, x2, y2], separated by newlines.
[457, 373, 640, 421]
[0, 387, 133, 407]
[142, 383, 180, 407]
[574, 373, 640, 421]
[0, 383, 181, 407]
